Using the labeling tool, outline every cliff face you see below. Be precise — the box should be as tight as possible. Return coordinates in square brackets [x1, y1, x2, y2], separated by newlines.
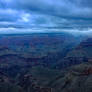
[53, 63, 92, 92]
[54, 38, 92, 69]
[0, 62, 92, 92]
[25, 62, 92, 92]
[0, 33, 83, 70]
[67, 38, 92, 58]
[0, 35, 91, 92]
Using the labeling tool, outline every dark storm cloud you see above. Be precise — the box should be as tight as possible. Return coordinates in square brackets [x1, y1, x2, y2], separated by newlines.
[0, 9, 21, 22]
[10, 0, 92, 19]
[0, 0, 92, 33]
[0, 0, 92, 19]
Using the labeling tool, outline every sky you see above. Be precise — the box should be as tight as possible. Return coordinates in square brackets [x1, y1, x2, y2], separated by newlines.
[0, 0, 92, 34]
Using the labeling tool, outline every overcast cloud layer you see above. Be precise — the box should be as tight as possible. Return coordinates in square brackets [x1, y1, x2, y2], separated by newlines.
[0, 0, 92, 34]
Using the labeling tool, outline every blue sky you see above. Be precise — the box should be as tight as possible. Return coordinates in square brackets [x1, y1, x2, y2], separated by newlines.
[0, 0, 92, 34]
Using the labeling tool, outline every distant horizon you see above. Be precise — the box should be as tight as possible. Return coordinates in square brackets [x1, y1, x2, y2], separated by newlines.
[0, 28, 92, 37]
